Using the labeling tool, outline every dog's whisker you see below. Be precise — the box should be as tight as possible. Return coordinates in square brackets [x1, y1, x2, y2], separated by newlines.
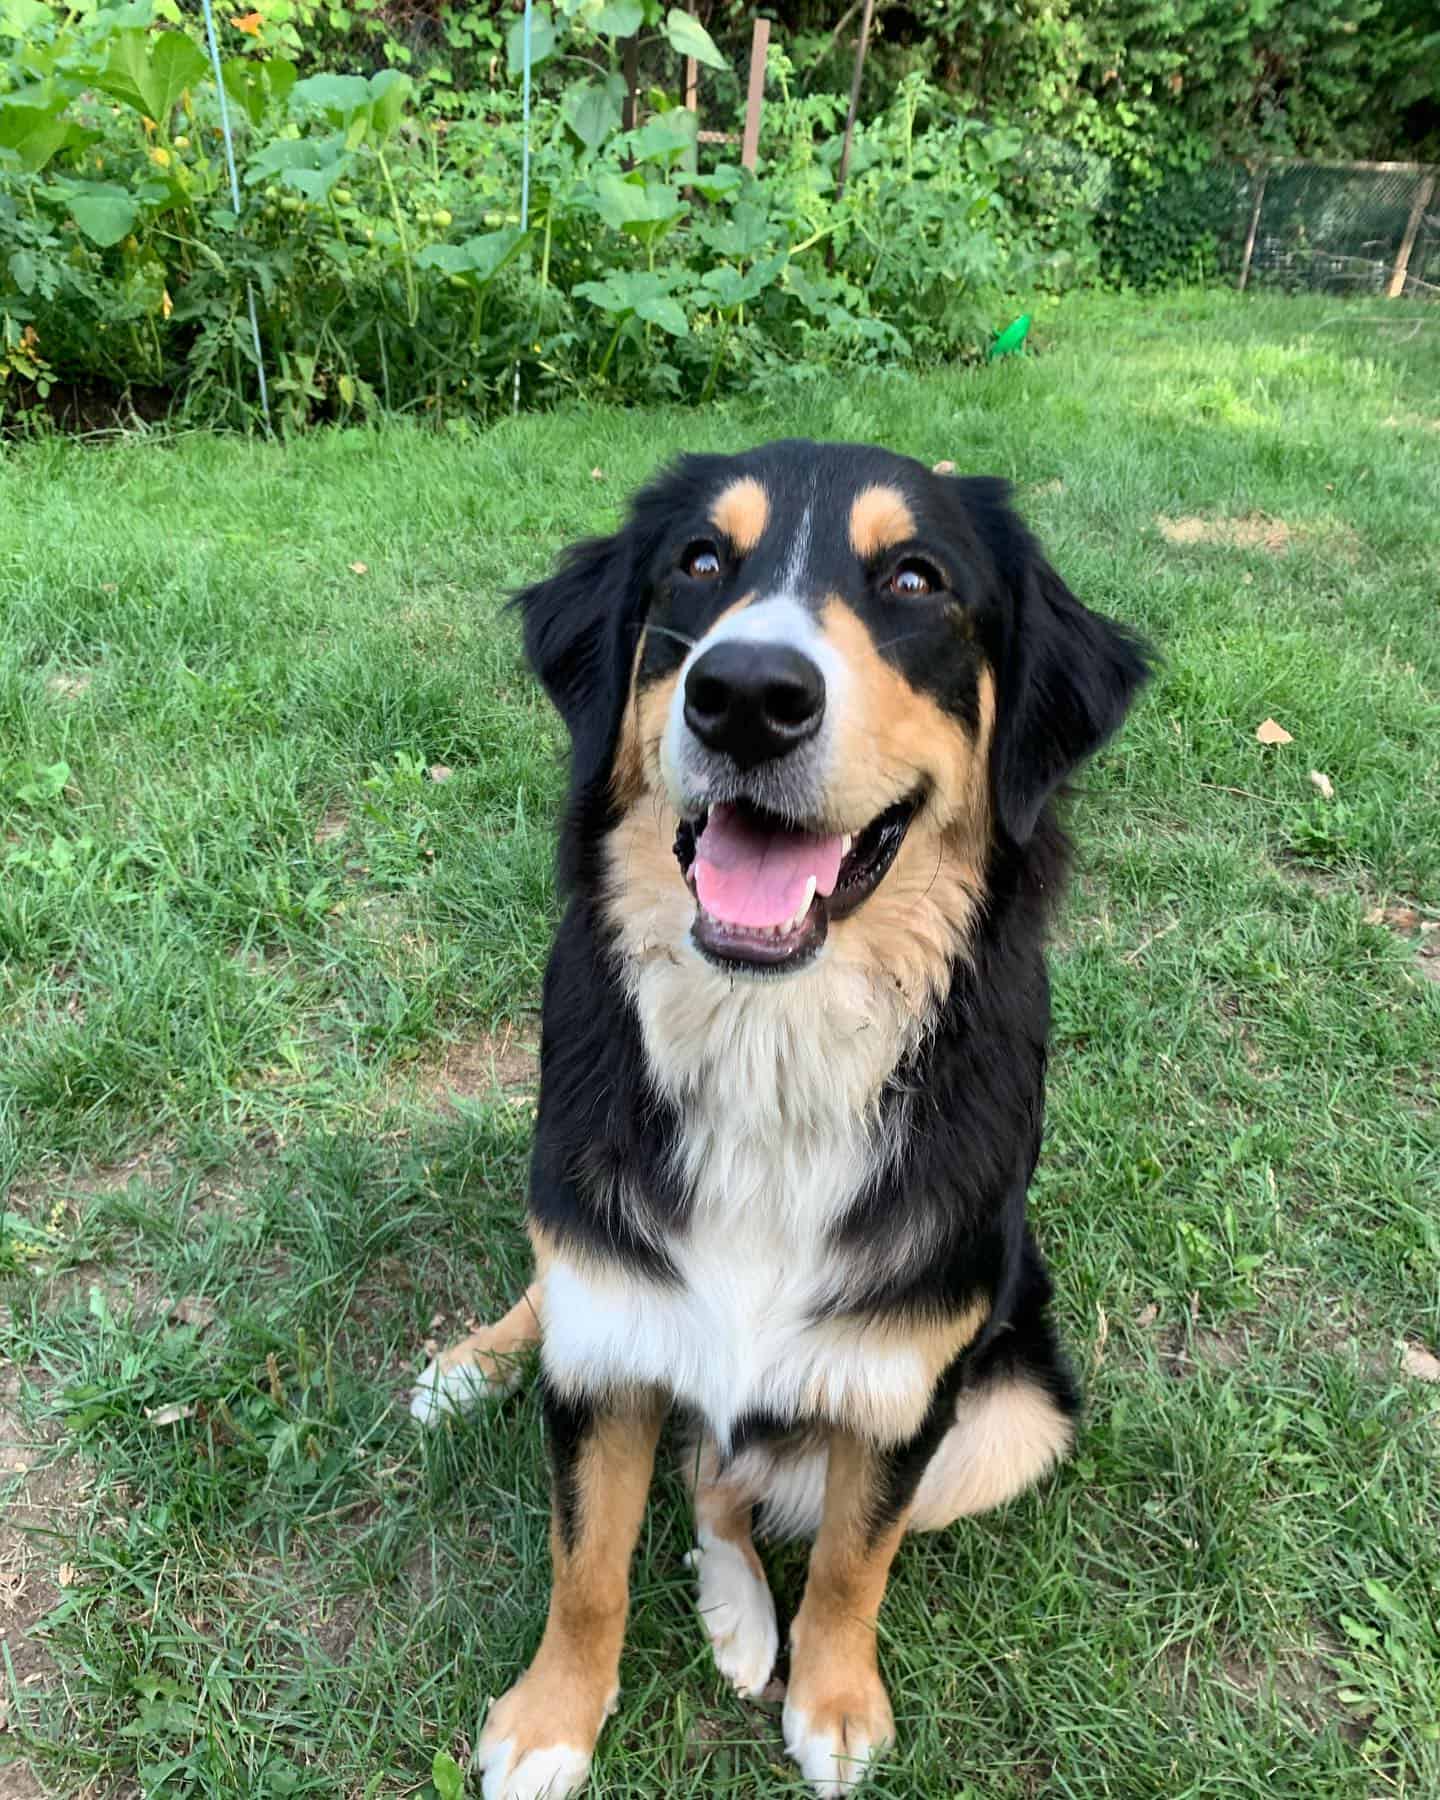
[643, 623, 698, 652]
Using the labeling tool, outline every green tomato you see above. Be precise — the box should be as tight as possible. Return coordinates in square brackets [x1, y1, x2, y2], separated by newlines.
[333, 188, 354, 206]
[280, 195, 304, 214]
[432, 207, 453, 229]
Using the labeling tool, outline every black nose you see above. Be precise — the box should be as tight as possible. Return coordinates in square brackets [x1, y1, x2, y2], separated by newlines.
[683, 641, 826, 769]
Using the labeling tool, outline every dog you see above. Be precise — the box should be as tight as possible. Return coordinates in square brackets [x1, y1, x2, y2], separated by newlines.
[411, 441, 1150, 1798]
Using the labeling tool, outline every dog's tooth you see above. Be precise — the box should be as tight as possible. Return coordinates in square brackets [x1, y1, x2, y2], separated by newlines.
[801, 875, 817, 915]
[841, 833, 853, 857]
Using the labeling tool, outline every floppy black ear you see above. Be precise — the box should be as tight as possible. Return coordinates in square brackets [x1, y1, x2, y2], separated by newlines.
[991, 543, 1152, 846]
[513, 525, 649, 875]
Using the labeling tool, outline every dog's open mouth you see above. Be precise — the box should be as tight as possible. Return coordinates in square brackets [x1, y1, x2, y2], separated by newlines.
[673, 794, 920, 972]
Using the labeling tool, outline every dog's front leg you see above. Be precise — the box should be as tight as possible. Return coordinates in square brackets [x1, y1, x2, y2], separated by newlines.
[783, 1430, 908, 1797]
[477, 1385, 663, 1800]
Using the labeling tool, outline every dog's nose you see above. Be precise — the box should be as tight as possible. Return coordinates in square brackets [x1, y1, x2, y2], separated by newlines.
[683, 641, 825, 769]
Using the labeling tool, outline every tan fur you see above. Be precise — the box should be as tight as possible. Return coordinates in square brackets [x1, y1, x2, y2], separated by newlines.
[908, 1377, 1075, 1530]
[847, 485, 917, 562]
[432, 1284, 542, 1382]
[479, 1395, 663, 1775]
[711, 477, 770, 553]
[690, 1436, 767, 1585]
[610, 634, 651, 809]
[784, 1431, 904, 1775]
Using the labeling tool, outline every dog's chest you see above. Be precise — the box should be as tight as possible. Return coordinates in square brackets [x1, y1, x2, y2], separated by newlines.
[541, 1001, 927, 1446]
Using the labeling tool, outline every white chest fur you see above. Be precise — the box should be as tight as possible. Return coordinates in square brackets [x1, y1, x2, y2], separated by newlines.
[539, 908, 935, 1446]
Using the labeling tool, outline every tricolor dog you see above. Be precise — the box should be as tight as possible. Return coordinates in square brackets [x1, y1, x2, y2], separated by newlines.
[412, 441, 1150, 1797]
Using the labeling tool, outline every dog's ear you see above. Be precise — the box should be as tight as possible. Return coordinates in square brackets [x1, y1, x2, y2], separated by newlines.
[953, 480, 1150, 844]
[993, 552, 1151, 844]
[514, 524, 648, 815]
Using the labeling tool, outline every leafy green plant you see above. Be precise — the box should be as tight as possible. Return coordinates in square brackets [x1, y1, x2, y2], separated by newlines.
[0, 0, 1028, 426]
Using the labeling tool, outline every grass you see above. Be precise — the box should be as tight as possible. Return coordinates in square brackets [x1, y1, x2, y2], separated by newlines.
[1, 289, 1438, 1800]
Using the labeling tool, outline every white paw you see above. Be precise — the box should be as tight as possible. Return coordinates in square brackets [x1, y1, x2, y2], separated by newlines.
[477, 1736, 591, 1800]
[685, 1529, 778, 1698]
[783, 1699, 888, 1796]
[408, 1351, 520, 1425]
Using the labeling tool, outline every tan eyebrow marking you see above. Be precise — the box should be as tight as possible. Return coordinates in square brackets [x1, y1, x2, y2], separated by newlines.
[709, 477, 770, 555]
[848, 485, 917, 561]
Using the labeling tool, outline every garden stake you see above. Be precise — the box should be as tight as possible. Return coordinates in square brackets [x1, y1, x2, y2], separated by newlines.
[198, 0, 271, 433]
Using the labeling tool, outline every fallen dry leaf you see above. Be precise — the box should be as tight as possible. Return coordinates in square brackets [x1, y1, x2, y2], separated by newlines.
[1401, 1344, 1440, 1383]
[57, 1563, 78, 1588]
[348, 561, 368, 576]
[590, 467, 605, 481]
[1308, 770, 1334, 800]
[1367, 906, 1421, 930]
[144, 1402, 196, 1427]
[1255, 718, 1293, 746]
[168, 1294, 218, 1331]
[1136, 1302, 1160, 1327]
[427, 764, 453, 784]
[931, 459, 956, 474]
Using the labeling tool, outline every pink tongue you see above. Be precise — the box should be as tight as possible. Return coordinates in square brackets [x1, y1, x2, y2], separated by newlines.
[693, 805, 845, 930]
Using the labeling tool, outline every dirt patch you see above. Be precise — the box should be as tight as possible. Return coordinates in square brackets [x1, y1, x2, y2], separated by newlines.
[5, 1147, 169, 1222]
[424, 1025, 539, 1110]
[1158, 512, 1294, 553]
[42, 672, 94, 704]
[1363, 905, 1440, 988]
[312, 807, 349, 848]
[0, 1369, 88, 1783]
[1157, 512, 1365, 561]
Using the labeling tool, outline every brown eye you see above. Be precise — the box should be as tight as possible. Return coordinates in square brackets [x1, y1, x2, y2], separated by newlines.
[681, 541, 722, 580]
[885, 559, 942, 598]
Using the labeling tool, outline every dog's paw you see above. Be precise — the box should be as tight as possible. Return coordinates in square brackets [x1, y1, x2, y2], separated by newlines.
[476, 1678, 604, 1800]
[782, 1673, 894, 1797]
[476, 1666, 616, 1800]
[408, 1341, 525, 1426]
[477, 1737, 591, 1800]
[685, 1530, 778, 1698]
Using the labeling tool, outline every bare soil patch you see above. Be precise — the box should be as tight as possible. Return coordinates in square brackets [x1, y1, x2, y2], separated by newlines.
[423, 1024, 539, 1109]
[42, 672, 94, 704]
[1158, 513, 1294, 553]
[0, 1369, 87, 1790]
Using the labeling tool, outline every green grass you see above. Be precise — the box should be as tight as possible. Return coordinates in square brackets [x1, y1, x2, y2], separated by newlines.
[2, 289, 1439, 1799]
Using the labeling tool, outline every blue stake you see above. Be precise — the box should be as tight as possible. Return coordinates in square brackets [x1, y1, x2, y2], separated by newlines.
[198, 0, 272, 433]
[513, 0, 533, 415]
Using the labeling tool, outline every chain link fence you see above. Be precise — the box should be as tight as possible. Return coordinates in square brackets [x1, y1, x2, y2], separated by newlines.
[1232, 160, 1438, 297]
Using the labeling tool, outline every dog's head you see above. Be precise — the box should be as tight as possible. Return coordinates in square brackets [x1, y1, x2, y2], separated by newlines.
[519, 441, 1149, 980]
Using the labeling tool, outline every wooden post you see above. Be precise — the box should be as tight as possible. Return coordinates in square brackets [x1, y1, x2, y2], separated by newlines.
[1237, 163, 1268, 292]
[740, 17, 769, 172]
[684, 55, 698, 115]
[833, 0, 875, 204]
[1389, 169, 1436, 298]
[622, 35, 639, 133]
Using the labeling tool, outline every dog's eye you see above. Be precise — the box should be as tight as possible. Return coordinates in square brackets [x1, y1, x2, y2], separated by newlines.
[680, 540, 722, 580]
[885, 558, 943, 598]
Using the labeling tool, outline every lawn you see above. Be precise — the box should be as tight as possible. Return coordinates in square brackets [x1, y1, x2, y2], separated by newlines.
[2, 290, 1439, 1800]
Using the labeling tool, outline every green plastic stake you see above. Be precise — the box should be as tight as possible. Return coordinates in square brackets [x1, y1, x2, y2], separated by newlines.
[988, 313, 1031, 361]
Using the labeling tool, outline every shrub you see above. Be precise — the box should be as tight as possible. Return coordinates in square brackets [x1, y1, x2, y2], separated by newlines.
[0, 3, 1028, 427]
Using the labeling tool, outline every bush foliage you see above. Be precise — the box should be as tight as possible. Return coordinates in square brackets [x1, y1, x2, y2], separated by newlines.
[1, 0, 1434, 426]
